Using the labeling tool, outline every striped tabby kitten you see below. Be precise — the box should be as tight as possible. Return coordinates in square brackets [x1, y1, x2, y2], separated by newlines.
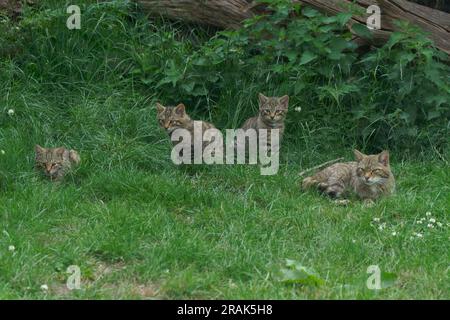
[241, 93, 289, 142]
[302, 150, 395, 201]
[239, 93, 289, 157]
[156, 103, 216, 160]
[35, 145, 81, 181]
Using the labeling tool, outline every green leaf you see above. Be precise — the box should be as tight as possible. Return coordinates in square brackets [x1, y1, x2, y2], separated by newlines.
[180, 81, 195, 93]
[321, 16, 338, 24]
[191, 85, 208, 96]
[386, 32, 406, 49]
[274, 259, 325, 286]
[425, 95, 448, 107]
[294, 81, 305, 95]
[299, 51, 317, 65]
[331, 38, 349, 52]
[336, 12, 353, 27]
[427, 110, 441, 120]
[302, 7, 319, 18]
[285, 51, 298, 62]
[157, 60, 183, 87]
[352, 23, 373, 40]
[319, 25, 336, 33]
[192, 57, 209, 66]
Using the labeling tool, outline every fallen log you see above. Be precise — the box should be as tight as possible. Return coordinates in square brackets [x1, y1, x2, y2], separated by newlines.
[136, 0, 450, 55]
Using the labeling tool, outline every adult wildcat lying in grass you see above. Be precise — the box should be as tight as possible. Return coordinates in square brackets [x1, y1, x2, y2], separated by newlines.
[35, 145, 81, 181]
[302, 150, 395, 203]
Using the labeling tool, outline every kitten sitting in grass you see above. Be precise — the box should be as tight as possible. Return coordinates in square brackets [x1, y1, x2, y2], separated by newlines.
[241, 93, 289, 140]
[35, 145, 81, 181]
[156, 102, 216, 162]
[238, 93, 289, 157]
[302, 150, 395, 204]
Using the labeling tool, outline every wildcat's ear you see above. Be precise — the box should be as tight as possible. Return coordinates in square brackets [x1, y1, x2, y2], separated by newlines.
[175, 103, 186, 115]
[35, 145, 45, 154]
[156, 103, 165, 114]
[258, 93, 269, 106]
[378, 150, 390, 166]
[354, 149, 366, 162]
[54, 147, 67, 156]
[279, 95, 289, 109]
[69, 150, 81, 165]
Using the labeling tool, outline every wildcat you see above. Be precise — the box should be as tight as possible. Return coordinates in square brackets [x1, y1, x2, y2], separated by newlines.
[241, 93, 289, 138]
[239, 93, 289, 153]
[156, 103, 216, 162]
[302, 150, 395, 202]
[35, 145, 81, 181]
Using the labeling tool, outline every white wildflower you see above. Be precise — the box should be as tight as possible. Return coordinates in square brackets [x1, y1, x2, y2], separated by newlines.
[427, 224, 434, 228]
[373, 217, 380, 222]
[416, 233, 423, 238]
[426, 212, 431, 216]
[392, 232, 397, 236]
[429, 218, 436, 223]
[437, 222, 443, 228]
[8, 245, 15, 252]
[40, 284, 49, 291]
[0, 150, 4, 155]
[417, 220, 423, 224]
[7, 109, 14, 116]
[294, 107, 302, 112]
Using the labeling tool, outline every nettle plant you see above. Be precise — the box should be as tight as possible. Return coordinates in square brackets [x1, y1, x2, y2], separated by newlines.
[357, 21, 450, 150]
[134, 0, 449, 152]
[133, 0, 359, 102]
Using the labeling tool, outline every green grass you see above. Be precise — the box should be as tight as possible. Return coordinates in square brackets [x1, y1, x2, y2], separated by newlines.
[0, 0, 449, 299]
[0, 81, 448, 299]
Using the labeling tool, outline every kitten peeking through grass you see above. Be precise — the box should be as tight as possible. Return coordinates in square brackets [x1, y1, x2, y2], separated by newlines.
[156, 102, 217, 164]
[35, 145, 81, 182]
[302, 150, 395, 205]
[156, 102, 216, 138]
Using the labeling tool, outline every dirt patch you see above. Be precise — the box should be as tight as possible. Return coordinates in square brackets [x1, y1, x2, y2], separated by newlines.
[49, 260, 164, 299]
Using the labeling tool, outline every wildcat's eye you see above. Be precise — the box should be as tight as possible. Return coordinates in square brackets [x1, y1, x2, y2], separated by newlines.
[275, 110, 283, 115]
[263, 110, 270, 114]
